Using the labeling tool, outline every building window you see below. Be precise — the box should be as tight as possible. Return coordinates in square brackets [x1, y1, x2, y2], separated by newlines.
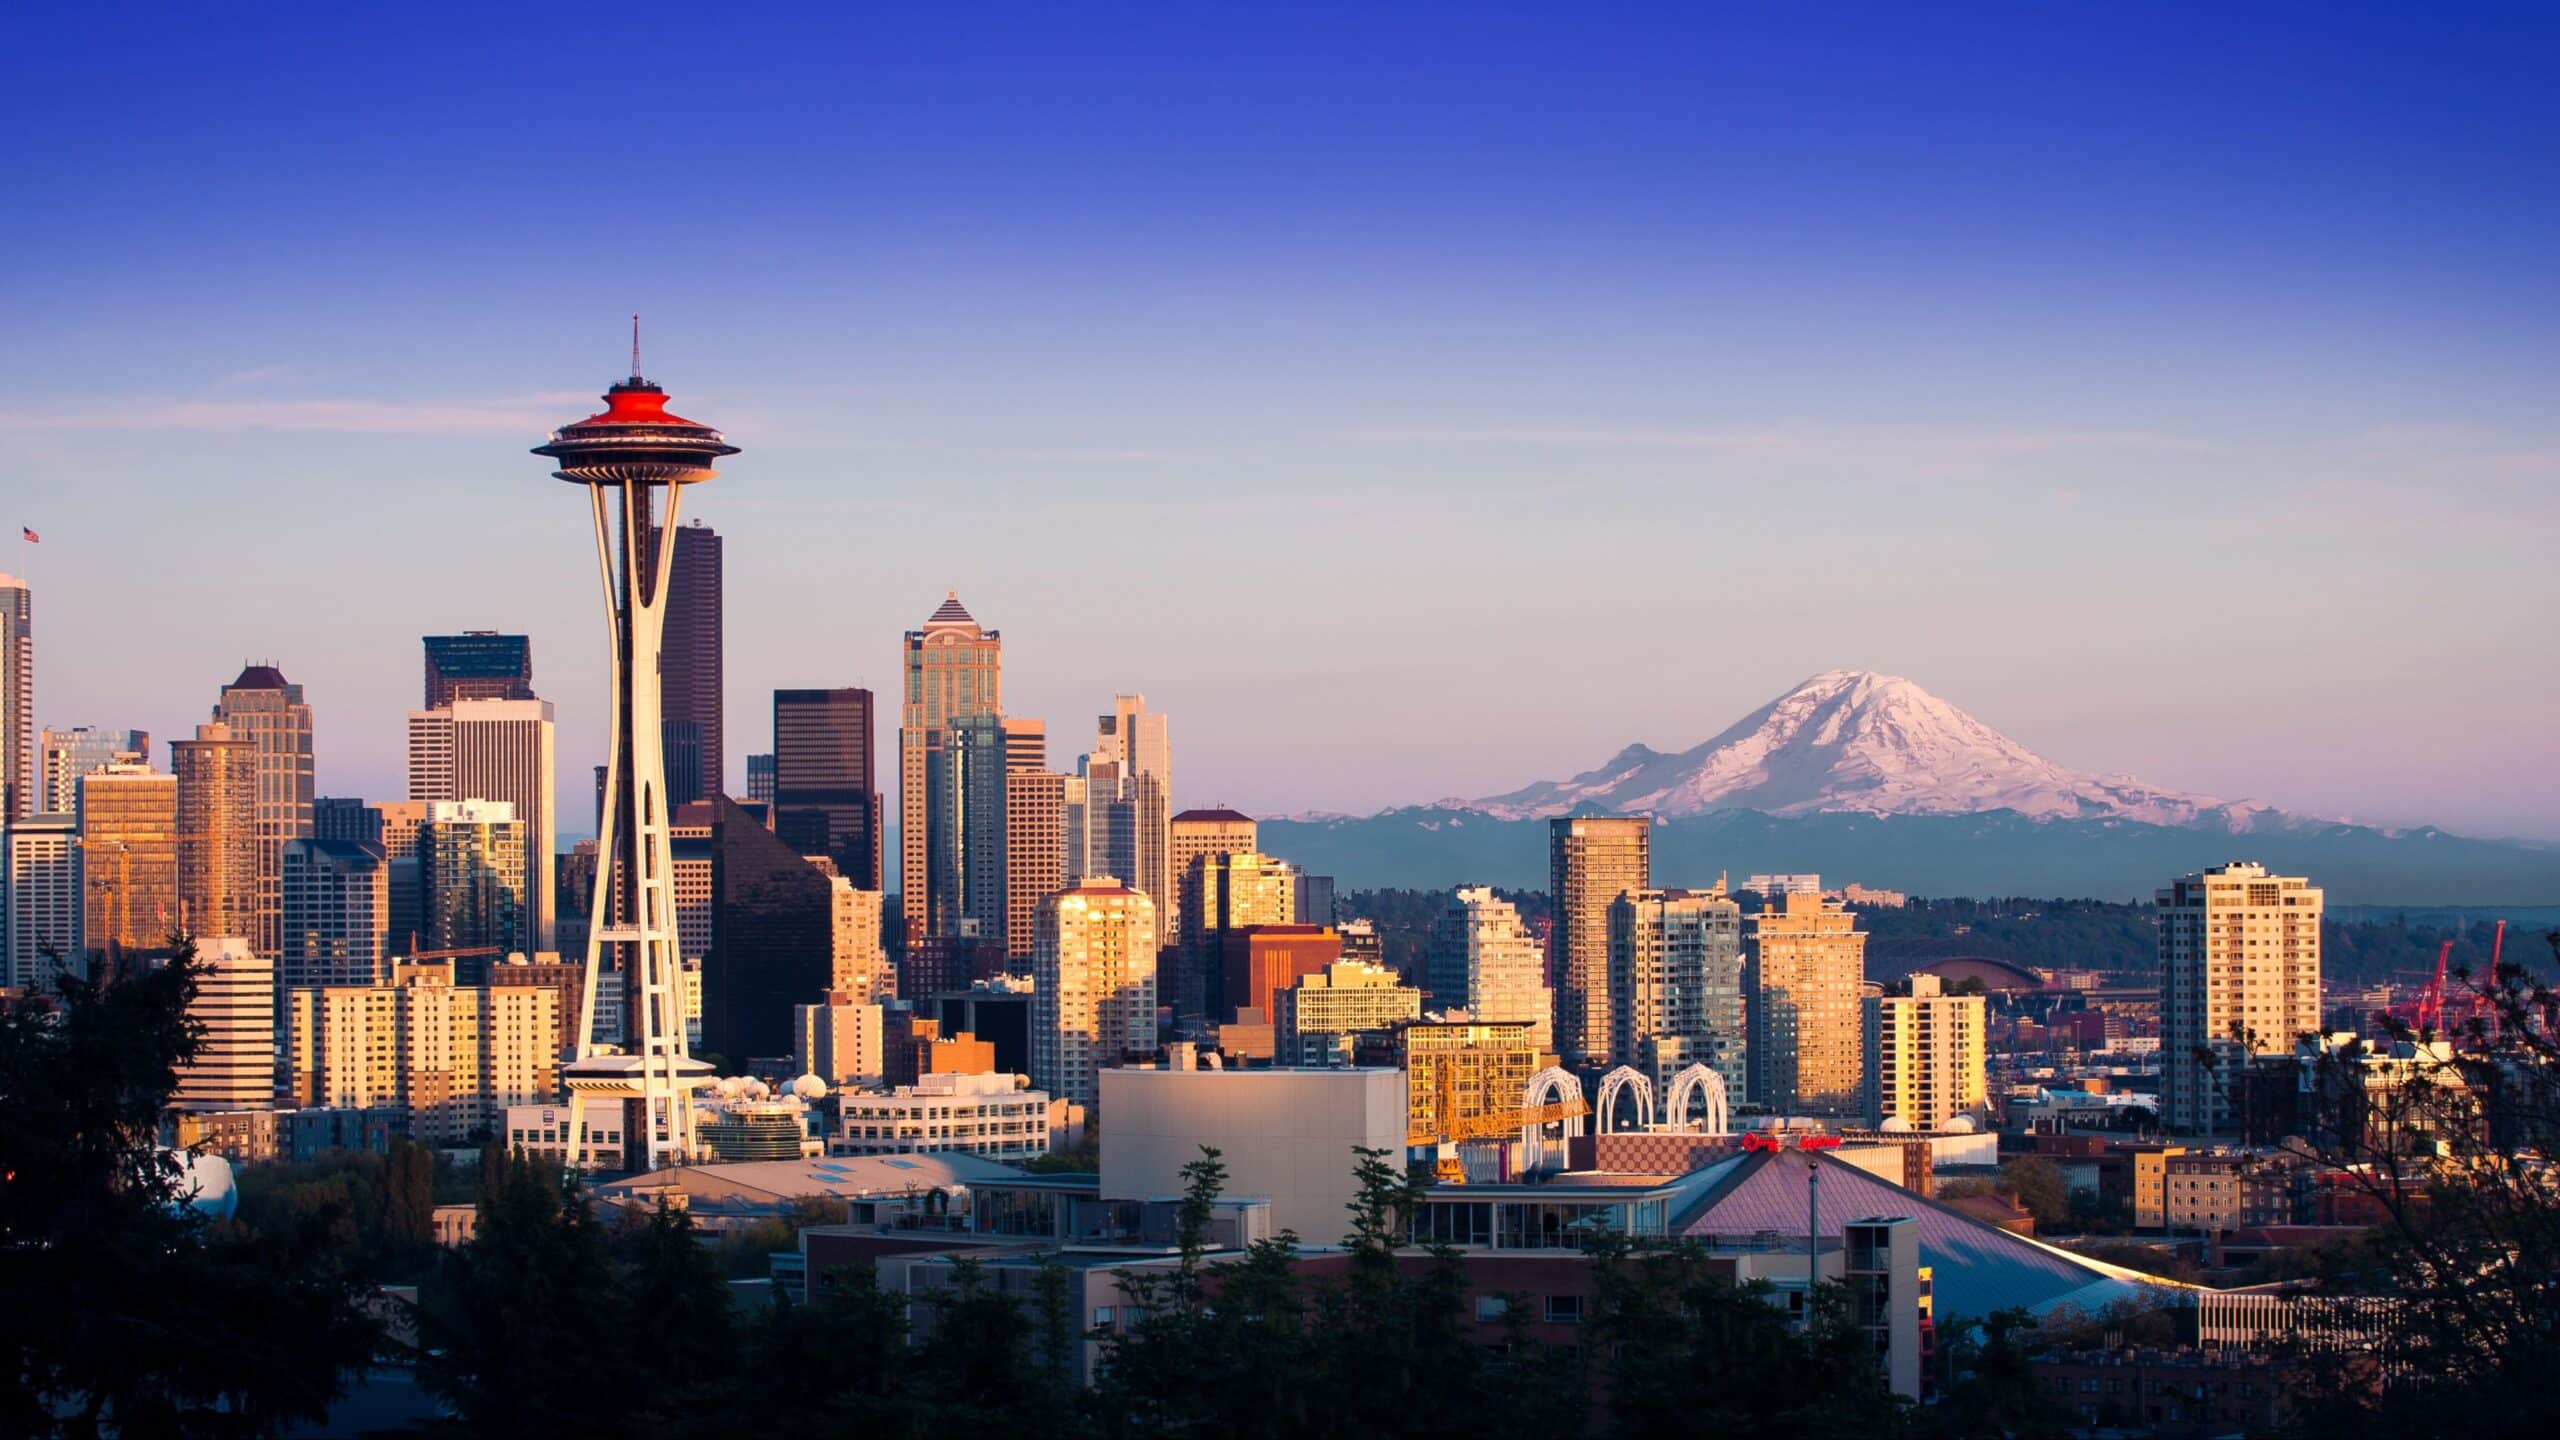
[1544, 1295, 1582, 1325]
[1475, 1295, 1510, 1321]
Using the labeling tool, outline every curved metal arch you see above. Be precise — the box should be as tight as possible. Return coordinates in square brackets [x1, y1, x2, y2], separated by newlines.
[1521, 1066, 1587, 1168]
[1663, 1063, 1730, 1136]
[1594, 1065, 1655, 1134]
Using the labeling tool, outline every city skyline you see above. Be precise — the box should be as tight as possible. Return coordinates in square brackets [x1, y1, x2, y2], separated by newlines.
[6, 7, 2558, 841]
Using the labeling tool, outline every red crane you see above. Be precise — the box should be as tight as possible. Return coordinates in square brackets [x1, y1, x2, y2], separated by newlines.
[2417, 940, 2454, 1034]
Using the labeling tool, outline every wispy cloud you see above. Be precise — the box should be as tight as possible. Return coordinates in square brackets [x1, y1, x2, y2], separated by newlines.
[0, 395, 578, 435]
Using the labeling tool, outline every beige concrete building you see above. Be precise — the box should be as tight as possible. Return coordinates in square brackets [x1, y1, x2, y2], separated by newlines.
[836, 1070, 1058, 1161]
[4, 815, 78, 990]
[1032, 878, 1158, 1109]
[1273, 959, 1422, 1065]
[284, 963, 559, 1143]
[211, 665, 315, 959]
[829, 880, 891, 999]
[1549, 816, 1650, 1066]
[1101, 1066, 1404, 1240]
[172, 937, 275, 1112]
[794, 991, 885, 1086]
[1748, 890, 1867, 1116]
[172, 723, 259, 947]
[900, 592, 1002, 940]
[1860, 973, 1987, 1129]
[2159, 861, 2323, 1133]
[76, 762, 178, 967]
[1423, 887, 1553, 1053]
[1087, 695, 1171, 942]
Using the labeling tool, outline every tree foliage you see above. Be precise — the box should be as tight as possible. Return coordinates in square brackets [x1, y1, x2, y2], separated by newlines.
[0, 941, 378, 1437]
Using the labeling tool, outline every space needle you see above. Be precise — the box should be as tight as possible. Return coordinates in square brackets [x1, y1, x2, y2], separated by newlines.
[534, 328, 734, 1170]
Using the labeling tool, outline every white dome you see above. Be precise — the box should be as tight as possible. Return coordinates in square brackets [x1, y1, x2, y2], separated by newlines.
[168, 1149, 237, 1220]
[741, 1077, 771, 1100]
[1878, 1115, 1913, 1133]
[1943, 1114, 1979, 1133]
[789, 1073, 829, 1100]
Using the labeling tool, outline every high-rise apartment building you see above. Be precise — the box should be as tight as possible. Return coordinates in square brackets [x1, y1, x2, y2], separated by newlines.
[421, 632, 534, 709]
[793, 991, 885, 1086]
[1423, 887, 1554, 1053]
[656, 521, 723, 805]
[1549, 816, 1650, 1066]
[771, 687, 880, 889]
[0, 575, 29, 822]
[1273, 959, 1422, 1066]
[1088, 695, 1171, 940]
[1180, 849, 1295, 1027]
[39, 726, 151, 816]
[211, 665, 315, 957]
[829, 879, 890, 997]
[407, 698, 556, 949]
[416, 800, 527, 956]
[1747, 890, 1867, 1116]
[899, 594, 1000, 939]
[1861, 973, 1987, 1129]
[1032, 878, 1157, 1109]
[284, 964, 559, 1143]
[1609, 886, 1747, 1100]
[171, 723, 259, 946]
[1003, 721, 1065, 963]
[280, 836, 391, 989]
[76, 763, 178, 968]
[3, 815, 77, 990]
[171, 937, 275, 1112]
[2159, 861, 2323, 1133]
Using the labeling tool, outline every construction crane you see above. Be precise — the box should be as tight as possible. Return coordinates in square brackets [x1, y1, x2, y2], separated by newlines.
[2417, 940, 2454, 1034]
[71, 833, 224, 977]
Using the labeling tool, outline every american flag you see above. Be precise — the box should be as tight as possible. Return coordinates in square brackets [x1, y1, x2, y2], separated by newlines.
[18, 527, 34, 543]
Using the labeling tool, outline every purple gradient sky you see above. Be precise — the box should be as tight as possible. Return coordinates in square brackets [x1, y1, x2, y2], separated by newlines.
[4, 4, 2556, 839]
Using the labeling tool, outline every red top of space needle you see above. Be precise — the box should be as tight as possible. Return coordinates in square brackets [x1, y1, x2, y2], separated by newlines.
[532, 317, 739, 478]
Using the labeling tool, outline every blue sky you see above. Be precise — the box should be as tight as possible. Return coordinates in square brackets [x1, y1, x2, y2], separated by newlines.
[5, 3, 2556, 838]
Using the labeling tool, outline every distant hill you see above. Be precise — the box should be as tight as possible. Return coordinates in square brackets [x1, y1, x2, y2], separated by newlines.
[1262, 807, 2560, 906]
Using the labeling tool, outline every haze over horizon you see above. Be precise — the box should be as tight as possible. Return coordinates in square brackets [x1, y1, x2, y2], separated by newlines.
[8, 5, 2557, 840]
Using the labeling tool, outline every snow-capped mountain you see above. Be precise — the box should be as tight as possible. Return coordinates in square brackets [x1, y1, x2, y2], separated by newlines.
[1476, 669, 2268, 827]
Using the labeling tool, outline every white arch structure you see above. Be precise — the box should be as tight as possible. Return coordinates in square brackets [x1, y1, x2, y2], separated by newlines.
[1521, 1066, 1587, 1168]
[1594, 1065, 1655, 1134]
[1663, 1064, 1730, 1136]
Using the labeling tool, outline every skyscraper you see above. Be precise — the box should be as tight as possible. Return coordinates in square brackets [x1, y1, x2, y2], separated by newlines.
[280, 836, 390, 989]
[927, 712, 1009, 944]
[1003, 727, 1066, 965]
[0, 575, 29, 823]
[39, 726, 151, 816]
[76, 762, 178, 970]
[1170, 808, 1257, 903]
[171, 937, 275, 1113]
[1423, 886, 1553, 1053]
[655, 521, 723, 805]
[2158, 861, 2322, 1134]
[704, 795, 840, 1063]
[312, 796, 382, 846]
[772, 687, 880, 888]
[3, 815, 77, 990]
[1862, 973, 1987, 1129]
[1179, 849, 1295, 1027]
[1032, 878, 1157, 1109]
[421, 632, 534, 708]
[1548, 816, 1650, 1066]
[212, 664, 315, 958]
[900, 593, 1001, 939]
[407, 698, 556, 949]
[1610, 887, 1747, 1101]
[171, 723, 259, 946]
[1747, 890, 1867, 1116]
[1089, 695, 1171, 941]
[744, 753, 774, 804]
[416, 799, 527, 956]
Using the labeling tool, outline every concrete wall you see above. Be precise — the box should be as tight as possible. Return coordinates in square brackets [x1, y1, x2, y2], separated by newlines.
[1101, 1067, 1404, 1244]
